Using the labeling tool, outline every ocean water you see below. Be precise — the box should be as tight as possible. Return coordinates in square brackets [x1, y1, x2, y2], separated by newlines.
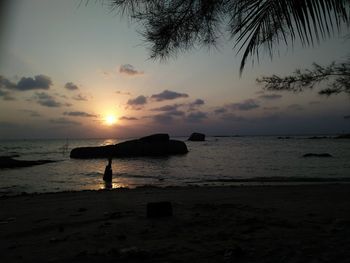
[1, 136, 350, 195]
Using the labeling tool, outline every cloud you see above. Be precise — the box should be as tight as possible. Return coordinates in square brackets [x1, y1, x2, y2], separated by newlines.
[19, 109, 41, 117]
[185, 111, 208, 123]
[119, 116, 138, 121]
[188, 99, 205, 110]
[63, 111, 97, 118]
[16, 75, 52, 91]
[152, 114, 174, 124]
[287, 104, 303, 111]
[116, 90, 131, 96]
[344, 115, 350, 119]
[151, 104, 185, 116]
[119, 64, 144, 76]
[309, 101, 321, 105]
[64, 82, 79, 91]
[214, 107, 227, 114]
[220, 113, 246, 122]
[229, 99, 260, 111]
[72, 94, 88, 101]
[35, 92, 64, 107]
[49, 117, 81, 126]
[258, 94, 282, 100]
[0, 121, 19, 128]
[127, 95, 147, 109]
[151, 104, 181, 112]
[151, 90, 189, 101]
[263, 106, 280, 110]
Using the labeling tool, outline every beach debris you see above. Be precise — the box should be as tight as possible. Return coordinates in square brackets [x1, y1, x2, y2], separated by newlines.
[303, 153, 333, 158]
[188, 132, 205, 141]
[147, 201, 173, 218]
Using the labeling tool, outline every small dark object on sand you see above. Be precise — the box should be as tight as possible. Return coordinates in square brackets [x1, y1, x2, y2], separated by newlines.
[147, 202, 173, 218]
[303, 153, 333, 158]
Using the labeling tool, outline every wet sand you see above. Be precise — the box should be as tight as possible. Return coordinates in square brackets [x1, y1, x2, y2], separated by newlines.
[1, 184, 350, 262]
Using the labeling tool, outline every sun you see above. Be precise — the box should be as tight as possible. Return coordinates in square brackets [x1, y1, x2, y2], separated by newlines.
[104, 115, 117, 126]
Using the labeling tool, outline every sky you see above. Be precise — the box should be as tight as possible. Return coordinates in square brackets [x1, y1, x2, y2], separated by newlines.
[0, 0, 349, 139]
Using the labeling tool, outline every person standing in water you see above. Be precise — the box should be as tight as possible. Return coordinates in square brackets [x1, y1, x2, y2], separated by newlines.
[103, 158, 112, 183]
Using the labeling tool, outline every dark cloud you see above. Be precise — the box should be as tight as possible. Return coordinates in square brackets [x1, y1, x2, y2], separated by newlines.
[344, 115, 350, 119]
[309, 101, 321, 105]
[72, 94, 88, 101]
[151, 104, 181, 112]
[258, 94, 282, 100]
[151, 90, 189, 101]
[63, 111, 97, 118]
[151, 104, 185, 116]
[119, 116, 138, 121]
[19, 109, 41, 117]
[64, 82, 79, 91]
[127, 95, 147, 109]
[263, 106, 280, 110]
[152, 114, 174, 124]
[119, 64, 144, 76]
[229, 99, 260, 111]
[0, 121, 19, 128]
[35, 92, 63, 107]
[287, 104, 303, 111]
[220, 113, 246, 122]
[16, 75, 52, 91]
[49, 117, 81, 126]
[185, 111, 208, 123]
[188, 99, 205, 110]
[214, 107, 227, 114]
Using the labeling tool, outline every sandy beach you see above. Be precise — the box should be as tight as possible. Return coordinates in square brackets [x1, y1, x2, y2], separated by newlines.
[1, 184, 350, 262]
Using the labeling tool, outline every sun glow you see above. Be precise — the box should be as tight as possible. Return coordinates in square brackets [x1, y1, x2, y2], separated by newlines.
[104, 115, 117, 126]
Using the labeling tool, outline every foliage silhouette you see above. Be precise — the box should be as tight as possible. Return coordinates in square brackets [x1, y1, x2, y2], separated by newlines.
[97, 0, 349, 73]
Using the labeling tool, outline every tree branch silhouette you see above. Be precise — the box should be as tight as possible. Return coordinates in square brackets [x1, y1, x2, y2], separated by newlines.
[256, 57, 350, 95]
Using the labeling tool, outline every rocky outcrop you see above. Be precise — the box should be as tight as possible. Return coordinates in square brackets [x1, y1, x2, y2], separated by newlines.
[335, 134, 350, 139]
[70, 134, 188, 159]
[0, 156, 56, 169]
[303, 153, 333, 158]
[188, 132, 205, 141]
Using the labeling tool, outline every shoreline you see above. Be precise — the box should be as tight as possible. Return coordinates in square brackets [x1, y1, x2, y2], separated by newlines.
[1, 184, 350, 262]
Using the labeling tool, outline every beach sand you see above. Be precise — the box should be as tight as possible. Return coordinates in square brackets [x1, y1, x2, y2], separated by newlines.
[1, 184, 350, 262]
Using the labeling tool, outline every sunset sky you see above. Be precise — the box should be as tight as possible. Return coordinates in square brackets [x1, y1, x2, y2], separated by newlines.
[0, 0, 349, 139]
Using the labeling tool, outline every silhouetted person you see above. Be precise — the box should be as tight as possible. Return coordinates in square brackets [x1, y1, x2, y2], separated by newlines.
[103, 158, 112, 183]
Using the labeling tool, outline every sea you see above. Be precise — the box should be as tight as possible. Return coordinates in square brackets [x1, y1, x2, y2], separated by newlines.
[1, 136, 350, 195]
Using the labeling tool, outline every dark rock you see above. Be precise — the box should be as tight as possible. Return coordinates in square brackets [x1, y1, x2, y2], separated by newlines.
[139, 133, 169, 142]
[303, 153, 333, 158]
[70, 134, 188, 159]
[188, 132, 205, 141]
[307, 136, 331, 139]
[147, 201, 173, 218]
[0, 156, 56, 169]
[335, 134, 350, 139]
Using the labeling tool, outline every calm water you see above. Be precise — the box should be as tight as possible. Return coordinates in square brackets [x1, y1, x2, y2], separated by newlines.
[1, 136, 350, 195]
